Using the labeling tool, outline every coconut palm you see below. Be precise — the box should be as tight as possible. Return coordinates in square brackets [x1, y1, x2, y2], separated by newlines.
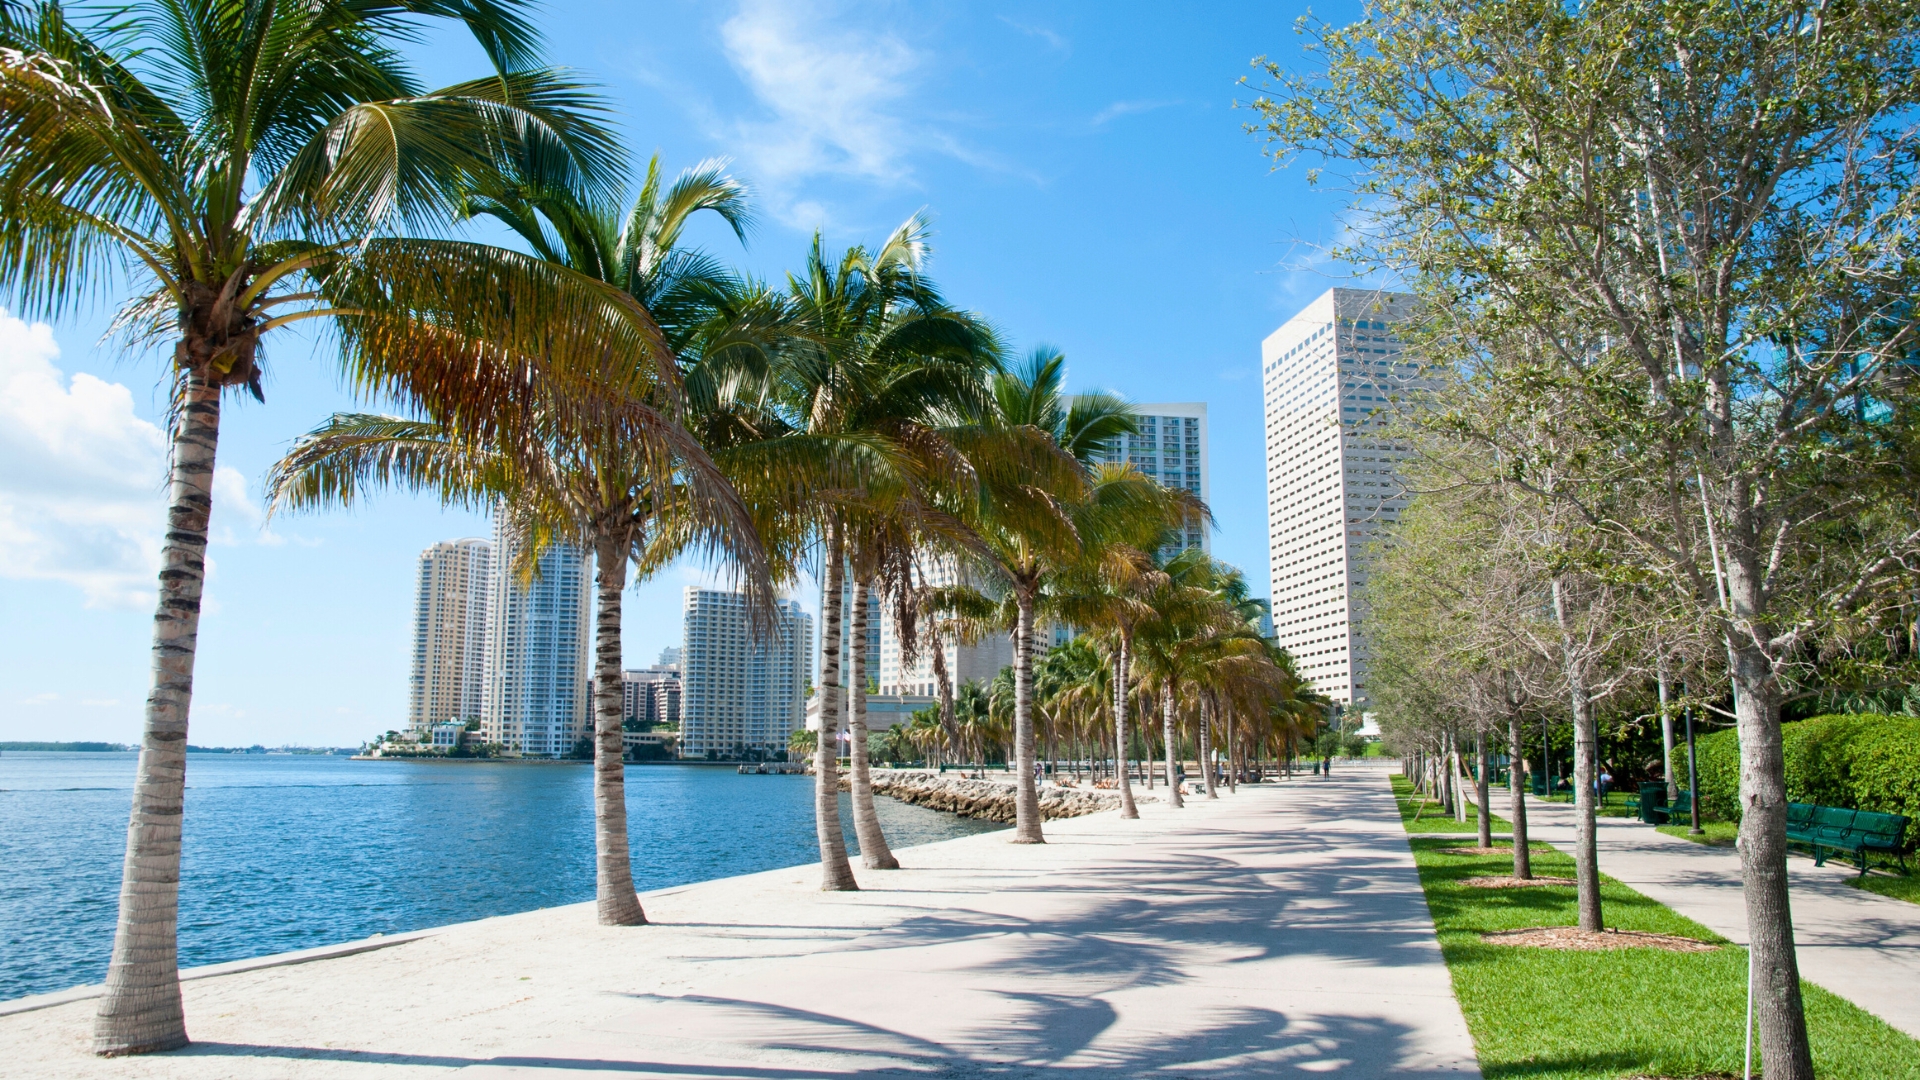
[959, 348, 1189, 839]
[271, 160, 785, 931]
[0, 0, 618, 1054]
[777, 216, 999, 885]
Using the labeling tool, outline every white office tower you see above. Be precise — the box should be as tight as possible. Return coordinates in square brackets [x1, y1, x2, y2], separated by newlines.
[680, 589, 813, 760]
[1091, 402, 1208, 555]
[1262, 287, 1420, 711]
[877, 553, 1015, 697]
[480, 519, 591, 757]
[839, 573, 883, 692]
[406, 539, 492, 733]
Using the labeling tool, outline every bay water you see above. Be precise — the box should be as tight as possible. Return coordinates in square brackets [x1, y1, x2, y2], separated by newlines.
[0, 752, 1002, 1002]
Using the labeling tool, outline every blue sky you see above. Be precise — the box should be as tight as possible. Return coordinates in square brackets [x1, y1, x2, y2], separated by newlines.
[0, 0, 1364, 746]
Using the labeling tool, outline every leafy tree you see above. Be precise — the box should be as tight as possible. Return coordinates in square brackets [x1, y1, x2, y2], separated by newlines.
[1251, 4, 1920, 1071]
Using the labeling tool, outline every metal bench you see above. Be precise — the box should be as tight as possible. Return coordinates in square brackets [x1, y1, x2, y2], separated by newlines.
[1784, 802, 1910, 875]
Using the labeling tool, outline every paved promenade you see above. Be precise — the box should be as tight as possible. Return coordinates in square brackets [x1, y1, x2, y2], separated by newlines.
[1524, 799, 1920, 1039]
[3, 765, 1478, 1078]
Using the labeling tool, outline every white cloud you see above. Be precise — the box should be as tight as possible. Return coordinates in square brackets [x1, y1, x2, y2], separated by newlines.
[720, 0, 922, 195]
[1092, 99, 1178, 127]
[0, 311, 167, 608]
[999, 16, 1069, 54]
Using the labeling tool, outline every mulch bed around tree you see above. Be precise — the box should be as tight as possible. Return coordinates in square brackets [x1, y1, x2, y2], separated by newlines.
[1481, 926, 1719, 952]
[1460, 874, 1578, 887]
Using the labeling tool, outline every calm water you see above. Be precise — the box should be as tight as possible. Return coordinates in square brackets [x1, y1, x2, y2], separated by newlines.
[0, 753, 1002, 1002]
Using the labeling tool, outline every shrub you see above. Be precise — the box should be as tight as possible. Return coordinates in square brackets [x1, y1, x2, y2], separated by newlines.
[1688, 714, 1920, 848]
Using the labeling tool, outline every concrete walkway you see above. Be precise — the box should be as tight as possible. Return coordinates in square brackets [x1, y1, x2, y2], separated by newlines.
[3, 765, 1478, 1079]
[1524, 799, 1920, 1039]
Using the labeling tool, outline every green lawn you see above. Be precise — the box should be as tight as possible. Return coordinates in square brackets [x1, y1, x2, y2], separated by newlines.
[1393, 774, 1510, 834]
[1851, 872, 1920, 906]
[1406, 833, 1920, 1078]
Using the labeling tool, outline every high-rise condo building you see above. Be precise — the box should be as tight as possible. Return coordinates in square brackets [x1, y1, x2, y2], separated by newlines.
[838, 574, 883, 693]
[680, 589, 813, 761]
[1091, 401, 1209, 555]
[1262, 287, 1420, 713]
[877, 553, 1014, 697]
[406, 538, 491, 733]
[480, 517, 591, 757]
[621, 667, 682, 728]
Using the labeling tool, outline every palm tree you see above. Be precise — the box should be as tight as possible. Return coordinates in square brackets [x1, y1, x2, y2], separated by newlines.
[963, 349, 1180, 839]
[0, 1, 617, 1054]
[777, 216, 998, 884]
[272, 161, 780, 929]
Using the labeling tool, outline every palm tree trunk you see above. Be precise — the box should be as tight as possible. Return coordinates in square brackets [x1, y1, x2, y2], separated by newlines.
[1508, 713, 1531, 879]
[1552, 578, 1603, 933]
[94, 369, 220, 1057]
[813, 527, 857, 890]
[1162, 687, 1184, 808]
[1225, 716, 1237, 793]
[932, 627, 956, 758]
[847, 577, 898, 869]
[1112, 631, 1139, 818]
[591, 535, 646, 926]
[1010, 589, 1045, 843]
[1199, 702, 1218, 799]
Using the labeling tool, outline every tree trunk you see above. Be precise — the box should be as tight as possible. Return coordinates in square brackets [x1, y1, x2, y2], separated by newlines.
[1225, 716, 1237, 793]
[94, 369, 221, 1056]
[1508, 714, 1531, 880]
[932, 626, 956, 758]
[589, 535, 645, 926]
[812, 528, 857, 891]
[1162, 686, 1184, 808]
[1731, 635, 1814, 1080]
[1199, 703, 1217, 799]
[1010, 589, 1044, 842]
[1113, 631, 1139, 819]
[1452, 735, 1468, 824]
[847, 577, 898, 869]
[1553, 578, 1603, 933]
[1658, 652, 1678, 803]
[1475, 729, 1492, 850]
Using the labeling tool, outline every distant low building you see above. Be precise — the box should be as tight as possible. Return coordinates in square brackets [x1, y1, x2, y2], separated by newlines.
[806, 691, 936, 734]
[621, 667, 682, 728]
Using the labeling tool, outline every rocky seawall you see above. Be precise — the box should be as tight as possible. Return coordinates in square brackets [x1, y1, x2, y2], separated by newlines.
[836, 770, 1127, 822]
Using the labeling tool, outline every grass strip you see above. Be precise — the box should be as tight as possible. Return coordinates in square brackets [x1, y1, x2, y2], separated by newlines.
[1656, 820, 1739, 847]
[1403, 819, 1920, 1077]
[1392, 774, 1510, 834]
[1850, 872, 1920, 906]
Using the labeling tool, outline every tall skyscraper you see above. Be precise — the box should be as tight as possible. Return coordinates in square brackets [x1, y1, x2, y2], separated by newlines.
[406, 538, 491, 733]
[1091, 402, 1209, 555]
[480, 518, 591, 757]
[680, 589, 813, 760]
[877, 553, 1014, 697]
[1262, 287, 1420, 712]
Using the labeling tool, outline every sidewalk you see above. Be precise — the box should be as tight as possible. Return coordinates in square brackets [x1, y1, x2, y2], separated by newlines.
[1524, 798, 1920, 1039]
[3, 765, 1479, 1078]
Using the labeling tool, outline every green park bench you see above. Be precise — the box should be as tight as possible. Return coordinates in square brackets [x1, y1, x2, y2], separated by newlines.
[1785, 802, 1910, 876]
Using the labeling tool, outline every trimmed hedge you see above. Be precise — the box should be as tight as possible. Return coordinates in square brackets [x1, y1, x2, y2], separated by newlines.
[1692, 715, 1920, 848]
